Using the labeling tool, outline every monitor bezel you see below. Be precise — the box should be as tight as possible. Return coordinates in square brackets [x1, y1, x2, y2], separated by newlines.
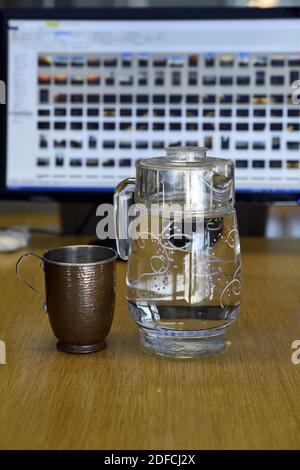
[1, 6, 300, 202]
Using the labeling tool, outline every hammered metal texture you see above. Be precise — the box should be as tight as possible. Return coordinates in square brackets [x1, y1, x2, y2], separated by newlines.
[44, 260, 116, 349]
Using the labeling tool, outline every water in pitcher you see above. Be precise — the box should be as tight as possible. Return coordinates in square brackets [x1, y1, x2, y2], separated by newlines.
[127, 207, 241, 338]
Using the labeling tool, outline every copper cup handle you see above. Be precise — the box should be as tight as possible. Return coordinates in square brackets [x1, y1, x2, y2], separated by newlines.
[16, 253, 47, 312]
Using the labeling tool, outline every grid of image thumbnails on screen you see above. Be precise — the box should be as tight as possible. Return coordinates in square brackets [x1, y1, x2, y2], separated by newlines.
[36, 51, 300, 189]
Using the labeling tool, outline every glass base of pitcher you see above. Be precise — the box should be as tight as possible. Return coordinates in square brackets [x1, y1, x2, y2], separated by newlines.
[139, 328, 226, 358]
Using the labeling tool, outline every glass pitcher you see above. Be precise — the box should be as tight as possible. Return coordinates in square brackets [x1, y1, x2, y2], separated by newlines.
[114, 146, 241, 358]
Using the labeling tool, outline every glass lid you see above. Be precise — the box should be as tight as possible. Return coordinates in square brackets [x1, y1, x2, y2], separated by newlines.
[137, 146, 233, 170]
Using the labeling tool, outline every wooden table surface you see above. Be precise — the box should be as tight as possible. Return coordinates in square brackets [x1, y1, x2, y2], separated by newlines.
[0, 213, 300, 450]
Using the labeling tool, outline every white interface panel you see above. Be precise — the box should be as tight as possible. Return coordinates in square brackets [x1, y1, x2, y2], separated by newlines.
[6, 18, 300, 192]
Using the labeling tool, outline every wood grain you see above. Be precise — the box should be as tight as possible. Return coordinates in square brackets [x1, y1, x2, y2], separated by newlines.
[0, 214, 300, 449]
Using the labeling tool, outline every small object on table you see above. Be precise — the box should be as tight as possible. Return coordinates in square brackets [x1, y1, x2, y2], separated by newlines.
[0, 226, 30, 252]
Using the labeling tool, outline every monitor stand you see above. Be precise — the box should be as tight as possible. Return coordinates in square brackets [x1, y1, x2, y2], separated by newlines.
[59, 200, 116, 249]
[60, 202, 268, 239]
[236, 203, 268, 237]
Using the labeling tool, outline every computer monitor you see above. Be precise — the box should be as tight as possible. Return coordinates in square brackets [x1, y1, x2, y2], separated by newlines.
[1, 7, 300, 202]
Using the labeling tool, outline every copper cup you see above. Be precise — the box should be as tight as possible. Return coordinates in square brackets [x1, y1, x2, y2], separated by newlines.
[16, 245, 117, 354]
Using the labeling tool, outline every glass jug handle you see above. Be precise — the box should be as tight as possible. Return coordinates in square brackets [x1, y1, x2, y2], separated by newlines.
[114, 178, 135, 261]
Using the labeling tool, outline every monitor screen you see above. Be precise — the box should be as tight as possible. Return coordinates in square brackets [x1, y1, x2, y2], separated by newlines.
[5, 14, 300, 195]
